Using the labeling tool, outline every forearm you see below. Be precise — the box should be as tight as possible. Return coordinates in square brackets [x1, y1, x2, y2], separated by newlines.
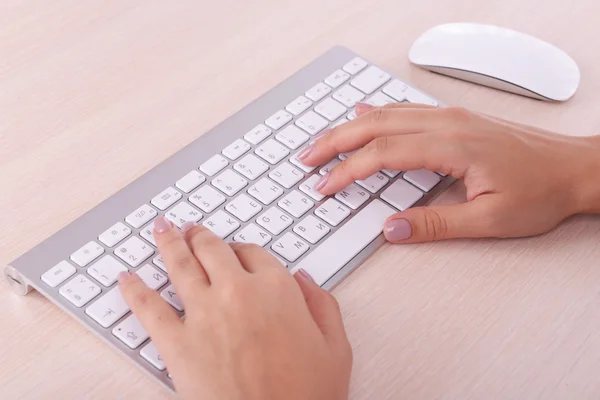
[574, 135, 600, 214]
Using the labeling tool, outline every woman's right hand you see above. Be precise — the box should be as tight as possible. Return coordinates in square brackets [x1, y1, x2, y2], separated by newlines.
[299, 103, 600, 244]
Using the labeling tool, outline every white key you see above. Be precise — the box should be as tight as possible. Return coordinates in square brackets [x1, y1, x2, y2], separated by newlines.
[226, 194, 263, 222]
[382, 169, 401, 178]
[338, 149, 357, 160]
[247, 178, 284, 205]
[265, 110, 293, 130]
[275, 125, 310, 150]
[115, 237, 154, 267]
[271, 232, 309, 262]
[319, 159, 340, 175]
[234, 154, 269, 180]
[436, 171, 448, 177]
[165, 201, 203, 228]
[347, 110, 357, 120]
[41, 260, 76, 288]
[244, 124, 272, 145]
[294, 215, 331, 244]
[335, 183, 370, 209]
[343, 57, 368, 75]
[202, 210, 240, 238]
[315, 97, 347, 121]
[140, 220, 157, 246]
[333, 84, 365, 107]
[222, 139, 251, 160]
[406, 88, 438, 106]
[290, 149, 318, 173]
[136, 264, 167, 290]
[200, 154, 229, 176]
[151, 187, 182, 211]
[256, 207, 293, 235]
[367, 92, 395, 106]
[98, 222, 132, 247]
[278, 190, 314, 218]
[292, 200, 396, 286]
[403, 169, 441, 192]
[356, 172, 389, 193]
[269, 252, 288, 268]
[381, 179, 424, 211]
[269, 162, 304, 188]
[153, 255, 166, 273]
[211, 169, 248, 196]
[286, 95, 312, 116]
[255, 139, 290, 164]
[314, 198, 350, 226]
[305, 82, 332, 102]
[234, 223, 272, 247]
[332, 118, 348, 128]
[59, 274, 101, 307]
[384, 80, 438, 106]
[189, 185, 226, 213]
[299, 175, 326, 201]
[70, 241, 104, 267]
[113, 314, 149, 349]
[125, 204, 157, 229]
[161, 284, 184, 311]
[87, 255, 127, 287]
[175, 170, 206, 193]
[141, 342, 166, 370]
[351, 66, 391, 94]
[295, 111, 328, 136]
[85, 286, 129, 328]
[324, 69, 350, 88]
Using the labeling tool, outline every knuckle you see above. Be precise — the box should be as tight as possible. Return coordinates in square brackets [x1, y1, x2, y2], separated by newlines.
[367, 107, 386, 124]
[171, 252, 196, 270]
[365, 136, 390, 158]
[130, 288, 153, 310]
[421, 208, 449, 241]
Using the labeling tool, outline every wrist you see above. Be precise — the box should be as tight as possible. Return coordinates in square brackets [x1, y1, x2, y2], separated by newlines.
[573, 135, 600, 214]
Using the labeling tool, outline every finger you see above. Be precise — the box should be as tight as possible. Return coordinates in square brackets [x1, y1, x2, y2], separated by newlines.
[229, 242, 283, 273]
[355, 101, 436, 116]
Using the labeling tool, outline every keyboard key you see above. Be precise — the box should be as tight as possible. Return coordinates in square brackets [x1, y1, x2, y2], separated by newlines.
[165, 201, 203, 228]
[382, 169, 401, 178]
[59, 274, 101, 308]
[383, 80, 438, 106]
[136, 264, 167, 290]
[125, 204, 158, 229]
[278, 190, 314, 218]
[343, 57, 368, 75]
[299, 175, 326, 201]
[233, 223, 272, 247]
[269, 252, 288, 268]
[294, 215, 331, 244]
[338, 149, 358, 160]
[175, 170, 206, 193]
[234, 154, 269, 180]
[87, 255, 127, 287]
[244, 124, 272, 145]
[140, 221, 157, 246]
[314, 198, 350, 226]
[256, 207, 293, 235]
[115, 237, 154, 268]
[41, 260, 76, 288]
[151, 187, 182, 211]
[271, 232, 309, 262]
[255, 139, 290, 164]
[324, 69, 350, 88]
[161, 284, 184, 311]
[211, 169, 248, 196]
[265, 110, 293, 130]
[351, 66, 391, 94]
[200, 154, 229, 176]
[314, 98, 347, 121]
[85, 286, 129, 328]
[153, 255, 166, 273]
[403, 169, 441, 192]
[189, 185, 226, 213]
[406, 88, 439, 106]
[141, 342, 165, 371]
[347, 109, 357, 120]
[226, 194, 263, 222]
[290, 149, 318, 173]
[295, 111, 328, 135]
[222, 139, 251, 160]
[380, 180, 424, 211]
[70, 241, 105, 267]
[319, 159, 340, 175]
[366, 92, 395, 106]
[269, 162, 304, 188]
[286, 95, 312, 116]
[98, 222, 132, 247]
[333, 84, 365, 107]
[275, 125, 310, 150]
[202, 210, 240, 238]
[305, 82, 332, 101]
[356, 172, 389, 193]
[335, 183, 370, 209]
[113, 314, 149, 349]
[332, 118, 348, 128]
[292, 200, 396, 286]
[248, 178, 284, 205]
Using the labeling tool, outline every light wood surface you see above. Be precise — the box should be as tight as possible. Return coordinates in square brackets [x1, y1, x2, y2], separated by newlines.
[1, 1, 600, 399]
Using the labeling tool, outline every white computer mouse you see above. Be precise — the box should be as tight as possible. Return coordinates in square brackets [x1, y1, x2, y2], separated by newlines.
[408, 23, 580, 102]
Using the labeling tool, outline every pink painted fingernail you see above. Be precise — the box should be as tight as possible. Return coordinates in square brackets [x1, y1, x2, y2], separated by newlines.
[181, 221, 196, 233]
[383, 218, 413, 241]
[118, 271, 132, 284]
[297, 268, 315, 283]
[298, 145, 314, 160]
[154, 216, 172, 234]
[314, 174, 329, 192]
[355, 102, 374, 115]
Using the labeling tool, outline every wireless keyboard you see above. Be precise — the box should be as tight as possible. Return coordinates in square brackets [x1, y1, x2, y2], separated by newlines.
[5, 46, 454, 391]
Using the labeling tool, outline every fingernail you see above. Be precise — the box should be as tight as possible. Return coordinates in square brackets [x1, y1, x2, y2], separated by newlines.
[314, 173, 329, 192]
[298, 145, 314, 160]
[355, 102, 374, 114]
[181, 221, 196, 233]
[297, 268, 315, 283]
[154, 216, 172, 234]
[383, 218, 413, 241]
[118, 271, 132, 284]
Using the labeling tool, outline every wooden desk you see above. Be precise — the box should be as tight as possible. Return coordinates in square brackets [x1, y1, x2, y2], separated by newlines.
[1, 1, 600, 398]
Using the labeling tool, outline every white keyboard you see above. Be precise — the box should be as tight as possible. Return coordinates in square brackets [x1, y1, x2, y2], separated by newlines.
[5, 46, 454, 391]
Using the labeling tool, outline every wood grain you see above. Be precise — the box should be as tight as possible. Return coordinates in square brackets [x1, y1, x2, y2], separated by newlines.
[1, 1, 599, 399]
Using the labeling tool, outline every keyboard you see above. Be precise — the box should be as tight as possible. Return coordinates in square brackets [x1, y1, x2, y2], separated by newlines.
[4, 46, 454, 391]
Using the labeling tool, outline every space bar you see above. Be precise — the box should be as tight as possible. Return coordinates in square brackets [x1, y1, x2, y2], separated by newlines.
[292, 199, 396, 286]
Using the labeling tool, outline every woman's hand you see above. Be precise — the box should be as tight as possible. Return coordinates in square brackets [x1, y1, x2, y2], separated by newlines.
[119, 217, 352, 400]
[299, 102, 600, 243]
